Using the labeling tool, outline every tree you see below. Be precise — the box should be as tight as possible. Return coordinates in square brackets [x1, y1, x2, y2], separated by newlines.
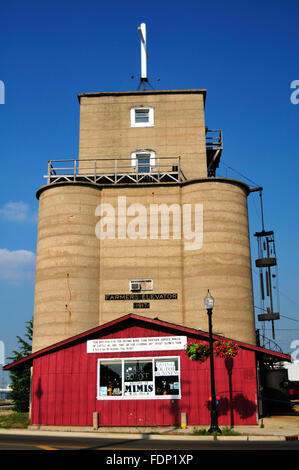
[7, 319, 32, 412]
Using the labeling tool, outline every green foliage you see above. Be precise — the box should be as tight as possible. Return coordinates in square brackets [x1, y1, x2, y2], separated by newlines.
[7, 319, 32, 413]
[214, 341, 239, 358]
[185, 342, 210, 362]
[219, 426, 239, 436]
[192, 427, 211, 435]
[193, 426, 239, 436]
[186, 340, 239, 362]
[0, 411, 30, 429]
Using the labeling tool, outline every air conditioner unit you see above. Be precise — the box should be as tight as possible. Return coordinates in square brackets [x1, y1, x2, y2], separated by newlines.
[130, 282, 141, 292]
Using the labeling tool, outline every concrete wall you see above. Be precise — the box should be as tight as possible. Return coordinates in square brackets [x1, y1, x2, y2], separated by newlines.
[33, 178, 256, 351]
[32, 184, 100, 352]
[78, 90, 207, 180]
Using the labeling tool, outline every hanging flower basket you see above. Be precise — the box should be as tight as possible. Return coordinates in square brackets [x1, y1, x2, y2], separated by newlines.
[185, 342, 210, 362]
[214, 340, 239, 358]
[185, 340, 239, 361]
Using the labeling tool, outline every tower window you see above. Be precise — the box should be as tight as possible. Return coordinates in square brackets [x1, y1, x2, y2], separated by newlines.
[136, 153, 150, 173]
[135, 109, 149, 123]
[130, 106, 154, 127]
[131, 150, 155, 172]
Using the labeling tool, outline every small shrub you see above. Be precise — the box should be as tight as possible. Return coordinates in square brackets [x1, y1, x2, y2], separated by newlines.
[0, 411, 30, 429]
[193, 426, 239, 436]
[221, 426, 239, 435]
[193, 427, 210, 435]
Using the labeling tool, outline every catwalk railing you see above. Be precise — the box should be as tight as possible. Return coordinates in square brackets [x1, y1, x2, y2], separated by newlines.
[45, 157, 186, 185]
[206, 129, 223, 177]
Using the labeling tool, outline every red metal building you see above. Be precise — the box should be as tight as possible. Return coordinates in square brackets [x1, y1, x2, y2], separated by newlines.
[4, 314, 290, 428]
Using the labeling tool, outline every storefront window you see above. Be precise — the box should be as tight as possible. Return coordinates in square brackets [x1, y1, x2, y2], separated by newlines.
[124, 359, 154, 397]
[99, 360, 122, 397]
[97, 356, 181, 400]
[154, 358, 180, 396]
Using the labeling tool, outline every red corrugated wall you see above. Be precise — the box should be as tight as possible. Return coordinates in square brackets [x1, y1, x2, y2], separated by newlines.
[30, 324, 258, 427]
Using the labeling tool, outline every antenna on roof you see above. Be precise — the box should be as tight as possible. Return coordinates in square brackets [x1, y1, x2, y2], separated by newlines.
[136, 23, 155, 91]
[138, 23, 148, 82]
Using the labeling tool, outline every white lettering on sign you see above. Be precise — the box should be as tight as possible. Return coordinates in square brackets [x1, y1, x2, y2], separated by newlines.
[87, 336, 187, 353]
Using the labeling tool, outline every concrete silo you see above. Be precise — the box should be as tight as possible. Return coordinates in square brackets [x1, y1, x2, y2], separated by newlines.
[32, 89, 256, 352]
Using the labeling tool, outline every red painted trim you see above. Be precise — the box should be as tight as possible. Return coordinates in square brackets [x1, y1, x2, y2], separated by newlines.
[3, 313, 290, 371]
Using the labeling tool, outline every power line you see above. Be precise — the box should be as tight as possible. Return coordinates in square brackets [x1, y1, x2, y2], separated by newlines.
[280, 314, 299, 323]
[220, 161, 261, 188]
[279, 289, 299, 309]
[260, 328, 299, 331]
[255, 307, 299, 323]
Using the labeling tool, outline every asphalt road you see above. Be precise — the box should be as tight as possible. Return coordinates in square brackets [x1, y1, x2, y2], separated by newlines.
[0, 433, 298, 453]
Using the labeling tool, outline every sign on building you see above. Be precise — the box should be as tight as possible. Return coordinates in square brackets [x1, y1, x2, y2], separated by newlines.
[87, 336, 187, 353]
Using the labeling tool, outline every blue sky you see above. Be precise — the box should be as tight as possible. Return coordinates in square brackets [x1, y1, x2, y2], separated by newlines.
[0, 0, 299, 383]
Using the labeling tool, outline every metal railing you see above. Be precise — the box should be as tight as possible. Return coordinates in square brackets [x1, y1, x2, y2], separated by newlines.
[256, 330, 284, 354]
[206, 129, 223, 150]
[45, 157, 186, 185]
[206, 129, 223, 177]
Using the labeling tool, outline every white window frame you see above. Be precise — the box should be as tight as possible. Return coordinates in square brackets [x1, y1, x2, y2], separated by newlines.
[131, 149, 155, 171]
[130, 106, 154, 127]
[97, 356, 181, 400]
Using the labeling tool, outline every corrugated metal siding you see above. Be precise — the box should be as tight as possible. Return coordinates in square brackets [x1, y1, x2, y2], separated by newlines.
[30, 325, 258, 427]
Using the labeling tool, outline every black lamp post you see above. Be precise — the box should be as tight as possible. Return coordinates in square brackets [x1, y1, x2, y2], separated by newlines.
[204, 289, 222, 434]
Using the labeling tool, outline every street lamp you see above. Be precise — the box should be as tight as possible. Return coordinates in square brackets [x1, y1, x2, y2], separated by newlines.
[204, 289, 222, 434]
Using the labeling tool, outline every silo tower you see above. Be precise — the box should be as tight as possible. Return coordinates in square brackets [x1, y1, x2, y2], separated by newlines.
[32, 25, 256, 352]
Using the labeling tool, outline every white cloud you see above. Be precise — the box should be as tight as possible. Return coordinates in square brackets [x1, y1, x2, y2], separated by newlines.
[0, 248, 36, 283]
[0, 201, 37, 223]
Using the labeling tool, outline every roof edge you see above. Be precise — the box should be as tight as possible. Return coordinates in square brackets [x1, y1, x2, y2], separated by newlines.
[77, 89, 207, 106]
[3, 313, 291, 371]
[36, 177, 251, 200]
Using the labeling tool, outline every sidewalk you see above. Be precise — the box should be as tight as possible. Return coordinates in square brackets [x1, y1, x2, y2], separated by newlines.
[0, 415, 298, 441]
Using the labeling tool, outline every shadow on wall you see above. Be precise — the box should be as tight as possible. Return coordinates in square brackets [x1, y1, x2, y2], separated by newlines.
[169, 398, 180, 425]
[207, 393, 257, 421]
[154, 393, 181, 426]
[35, 377, 43, 426]
[206, 356, 257, 425]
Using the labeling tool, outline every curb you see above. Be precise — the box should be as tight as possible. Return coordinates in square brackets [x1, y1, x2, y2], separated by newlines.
[0, 428, 297, 441]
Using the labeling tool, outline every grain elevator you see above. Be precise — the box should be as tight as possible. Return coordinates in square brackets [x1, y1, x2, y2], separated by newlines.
[32, 26, 257, 353]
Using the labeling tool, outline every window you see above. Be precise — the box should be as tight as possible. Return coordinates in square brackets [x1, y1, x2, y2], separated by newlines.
[97, 356, 181, 400]
[131, 150, 155, 173]
[136, 154, 150, 173]
[154, 358, 180, 396]
[99, 360, 122, 397]
[130, 106, 154, 127]
[124, 359, 154, 397]
[135, 109, 149, 123]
